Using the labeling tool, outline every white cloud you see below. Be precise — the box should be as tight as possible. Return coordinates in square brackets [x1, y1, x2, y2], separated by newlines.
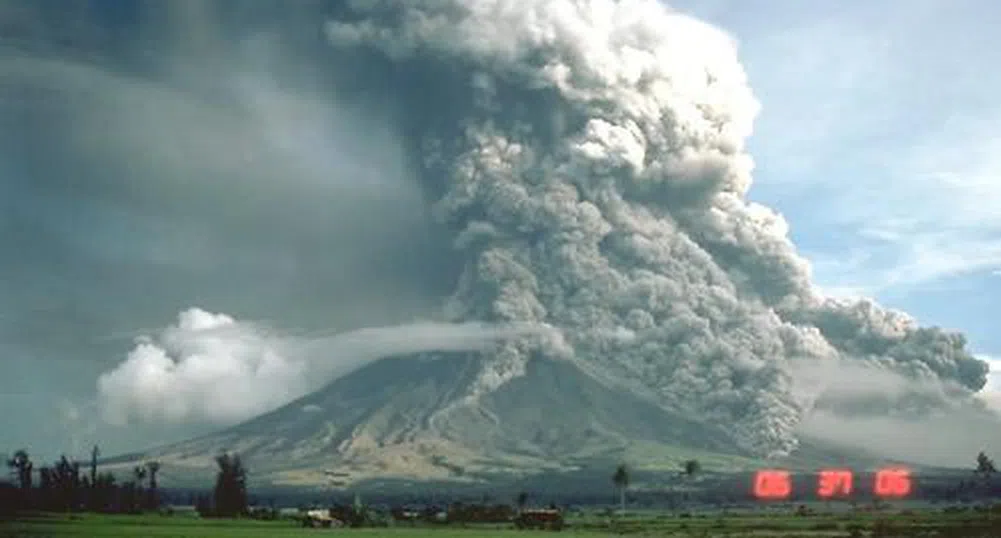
[97, 308, 541, 426]
[830, 120, 1001, 290]
[97, 309, 305, 426]
[814, 230, 1001, 296]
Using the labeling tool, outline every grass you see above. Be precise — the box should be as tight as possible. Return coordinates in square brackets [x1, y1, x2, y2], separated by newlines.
[620, 440, 763, 473]
[3, 507, 1001, 537]
[1, 514, 586, 538]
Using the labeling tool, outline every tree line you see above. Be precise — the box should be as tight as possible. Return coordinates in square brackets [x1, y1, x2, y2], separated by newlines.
[1, 446, 249, 518]
[4, 444, 999, 520]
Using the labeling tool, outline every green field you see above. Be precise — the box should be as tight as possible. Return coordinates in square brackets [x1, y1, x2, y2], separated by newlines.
[7, 515, 568, 538]
[3, 508, 1001, 538]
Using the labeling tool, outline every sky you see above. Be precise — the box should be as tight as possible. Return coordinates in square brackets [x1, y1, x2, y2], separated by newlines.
[1, 0, 999, 460]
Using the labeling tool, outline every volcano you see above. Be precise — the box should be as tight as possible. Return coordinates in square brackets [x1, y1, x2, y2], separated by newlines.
[111, 351, 933, 490]
[124, 353, 758, 487]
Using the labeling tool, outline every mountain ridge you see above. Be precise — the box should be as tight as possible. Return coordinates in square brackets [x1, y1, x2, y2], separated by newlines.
[102, 354, 940, 490]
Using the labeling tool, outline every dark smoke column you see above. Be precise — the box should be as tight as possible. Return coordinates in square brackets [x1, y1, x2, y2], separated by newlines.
[322, 0, 987, 457]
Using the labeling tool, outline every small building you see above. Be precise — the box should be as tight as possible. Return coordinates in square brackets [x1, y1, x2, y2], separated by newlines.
[514, 508, 564, 531]
[301, 509, 343, 528]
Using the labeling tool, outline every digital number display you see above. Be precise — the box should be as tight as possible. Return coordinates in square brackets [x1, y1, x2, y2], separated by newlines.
[874, 468, 912, 498]
[753, 470, 792, 500]
[751, 467, 912, 500]
[816, 469, 853, 498]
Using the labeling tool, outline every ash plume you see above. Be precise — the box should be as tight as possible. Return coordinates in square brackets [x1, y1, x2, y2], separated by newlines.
[321, 0, 988, 457]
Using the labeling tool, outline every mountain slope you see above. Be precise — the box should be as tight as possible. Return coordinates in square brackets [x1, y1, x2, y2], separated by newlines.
[124, 354, 754, 486]
[112, 353, 928, 490]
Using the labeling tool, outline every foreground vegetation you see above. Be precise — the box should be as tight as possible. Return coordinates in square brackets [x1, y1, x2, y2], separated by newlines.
[5, 506, 1001, 537]
[6, 446, 1001, 536]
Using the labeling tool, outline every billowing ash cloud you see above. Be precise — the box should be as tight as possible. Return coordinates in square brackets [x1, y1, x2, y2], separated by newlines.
[321, 0, 989, 457]
[97, 308, 539, 426]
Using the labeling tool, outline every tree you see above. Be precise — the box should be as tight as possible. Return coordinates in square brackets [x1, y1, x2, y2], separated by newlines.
[37, 465, 53, 508]
[133, 465, 146, 485]
[212, 452, 248, 517]
[90, 472, 116, 513]
[679, 459, 701, 509]
[133, 465, 147, 506]
[145, 461, 161, 510]
[89, 445, 99, 488]
[516, 491, 528, 512]
[6, 449, 33, 489]
[42, 456, 82, 511]
[612, 463, 630, 515]
[976, 451, 996, 495]
[976, 451, 996, 476]
[682, 459, 701, 478]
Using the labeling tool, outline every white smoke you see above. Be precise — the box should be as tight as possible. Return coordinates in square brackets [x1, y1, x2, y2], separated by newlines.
[321, 0, 989, 457]
[97, 308, 539, 426]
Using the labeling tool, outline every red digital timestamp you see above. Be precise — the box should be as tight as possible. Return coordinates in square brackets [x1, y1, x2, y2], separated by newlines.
[817, 469, 853, 498]
[752, 467, 912, 500]
[873, 468, 912, 497]
[753, 469, 791, 499]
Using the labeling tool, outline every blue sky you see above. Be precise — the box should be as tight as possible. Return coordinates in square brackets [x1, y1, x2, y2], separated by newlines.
[672, 0, 1001, 386]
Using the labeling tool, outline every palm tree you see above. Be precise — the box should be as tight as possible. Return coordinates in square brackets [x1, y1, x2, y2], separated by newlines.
[89, 446, 99, 488]
[133, 465, 146, 485]
[145, 461, 161, 509]
[516, 491, 528, 513]
[976, 451, 996, 495]
[680, 459, 701, 509]
[976, 451, 996, 476]
[133, 465, 147, 501]
[612, 463, 630, 515]
[6, 449, 33, 489]
[682, 459, 700, 478]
